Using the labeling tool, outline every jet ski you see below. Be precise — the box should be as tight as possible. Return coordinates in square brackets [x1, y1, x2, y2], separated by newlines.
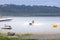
[29, 20, 34, 25]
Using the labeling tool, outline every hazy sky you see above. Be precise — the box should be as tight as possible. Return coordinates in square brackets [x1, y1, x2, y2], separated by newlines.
[0, 0, 60, 7]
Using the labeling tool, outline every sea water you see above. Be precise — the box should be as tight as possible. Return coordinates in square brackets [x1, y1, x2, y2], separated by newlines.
[0, 17, 60, 33]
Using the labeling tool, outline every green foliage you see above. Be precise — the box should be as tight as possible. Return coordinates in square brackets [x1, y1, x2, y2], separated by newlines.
[0, 33, 38, 40]
[0, 36, 38, 40]
[0, 36, 10, 40]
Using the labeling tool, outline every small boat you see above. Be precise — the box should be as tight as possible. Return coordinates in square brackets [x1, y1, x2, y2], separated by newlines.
[2, 27, 12, 29]
[2, 24, 12, 29]
[0, 18, 12, 22]
[0, 15, 12, 22]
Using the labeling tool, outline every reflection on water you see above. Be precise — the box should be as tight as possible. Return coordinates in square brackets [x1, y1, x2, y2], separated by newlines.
[0, 17, 60, 33]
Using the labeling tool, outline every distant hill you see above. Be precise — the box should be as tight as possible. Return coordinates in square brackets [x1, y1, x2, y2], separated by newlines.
[0, 4, 60, 16]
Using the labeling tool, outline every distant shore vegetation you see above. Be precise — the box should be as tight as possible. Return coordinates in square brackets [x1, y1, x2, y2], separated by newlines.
[0, 4, 60, 16]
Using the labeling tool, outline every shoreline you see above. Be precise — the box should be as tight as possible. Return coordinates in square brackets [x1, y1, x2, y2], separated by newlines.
[1, 32, 60, 34]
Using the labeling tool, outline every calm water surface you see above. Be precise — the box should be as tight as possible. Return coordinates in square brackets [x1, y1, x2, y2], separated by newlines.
[0, 17, 60, 33]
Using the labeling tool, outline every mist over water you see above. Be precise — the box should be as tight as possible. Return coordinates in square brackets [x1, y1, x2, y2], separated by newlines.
[0, 17, 60, 33]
